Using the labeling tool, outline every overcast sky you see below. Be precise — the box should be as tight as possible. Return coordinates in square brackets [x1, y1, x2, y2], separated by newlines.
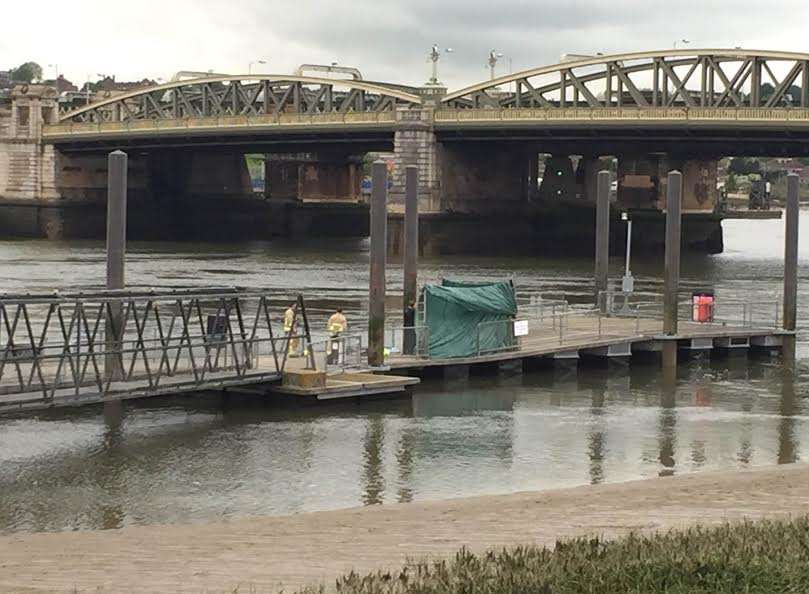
[3, 0, 809, 90]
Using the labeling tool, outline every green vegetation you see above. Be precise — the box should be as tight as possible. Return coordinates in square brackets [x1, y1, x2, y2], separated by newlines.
[297, 517, 809, 593]
[727, 157, 762, 177]
[245, 154, 265, 180]
[771, 176, 809, 203]
[10, 61, 43, 83]
[724, 172, 738, 193]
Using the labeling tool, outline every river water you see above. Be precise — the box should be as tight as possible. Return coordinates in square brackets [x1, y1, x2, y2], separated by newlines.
[1, 215, 808, 534]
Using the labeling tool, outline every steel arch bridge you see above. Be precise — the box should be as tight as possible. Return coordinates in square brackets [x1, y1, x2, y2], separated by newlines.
[42, 49, 809, 144]
[60, 75, 423, 122]
[442, 49, 809, 109]
[45, 75, 424, 141]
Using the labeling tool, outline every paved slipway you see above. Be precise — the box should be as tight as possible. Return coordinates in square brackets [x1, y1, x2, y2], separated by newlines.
[2, 464, 809, 594]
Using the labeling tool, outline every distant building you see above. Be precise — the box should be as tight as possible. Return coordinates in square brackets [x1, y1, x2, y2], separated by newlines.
[84, 76, 157, 94]
[0, 70, 12, 90]
[42, 75, 78, 94]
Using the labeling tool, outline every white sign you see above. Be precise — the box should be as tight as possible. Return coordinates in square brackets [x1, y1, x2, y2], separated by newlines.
[514, 320, 529, 337]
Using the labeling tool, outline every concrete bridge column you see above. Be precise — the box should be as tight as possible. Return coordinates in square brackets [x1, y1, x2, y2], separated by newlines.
[440, 143, 530, 212]
[526, 152, 540, 201]
[680, 159, 719, 212]
[390, 107, 440, 212]
[578, 156, 611, 203]
[264, 153, 361, 202]
[617, 155, 718, 213]
[616, 154, 665, 210]
[187, 152, 252, 197]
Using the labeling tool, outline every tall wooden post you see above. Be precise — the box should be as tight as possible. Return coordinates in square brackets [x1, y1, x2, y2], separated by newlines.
[595, 170, 611, 308]
[662, 170, 682, 370]
[368, 161, 387, 367]
[402, 165, 419, 355]
[403, 166, 419, 314]
[105, 150, 127, 382]
[783, 173, 800, 366]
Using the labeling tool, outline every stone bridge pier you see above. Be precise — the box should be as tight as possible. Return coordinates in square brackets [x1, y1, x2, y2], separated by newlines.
[389, 108, 441, 211]
[0, 85, 62, 237]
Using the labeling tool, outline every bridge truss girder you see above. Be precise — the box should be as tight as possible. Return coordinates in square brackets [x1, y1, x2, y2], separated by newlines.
[443, 50, 809, 110]
[60, 76, 423, 124]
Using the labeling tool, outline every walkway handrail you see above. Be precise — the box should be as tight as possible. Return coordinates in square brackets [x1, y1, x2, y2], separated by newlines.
[599, 290, 782, 330]
[0, 289, 314, 409]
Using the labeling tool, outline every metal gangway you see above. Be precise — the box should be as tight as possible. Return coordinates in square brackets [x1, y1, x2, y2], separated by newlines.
[0, 288, 316, 413]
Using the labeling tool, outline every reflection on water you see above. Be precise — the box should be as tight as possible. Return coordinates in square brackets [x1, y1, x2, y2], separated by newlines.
[1, 215, 809, 534]
[3, 359, 801, 534]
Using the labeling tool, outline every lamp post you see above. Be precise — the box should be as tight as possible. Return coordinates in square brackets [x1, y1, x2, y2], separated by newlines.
[621, 211, 634, 295]
[673, 39, 690, 49]
[428, 44, 453, 85]
[248, 60, 267, 75]
[488, 50, 504, 80]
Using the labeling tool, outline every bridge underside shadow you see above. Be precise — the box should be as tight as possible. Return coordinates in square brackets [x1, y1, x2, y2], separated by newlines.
[0, 136, 746, 256]
[0, 141, 383, 242]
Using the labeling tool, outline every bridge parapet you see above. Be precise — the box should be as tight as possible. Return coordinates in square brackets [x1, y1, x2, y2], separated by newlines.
[434, 106, 809, 125]
[43, 110, 399, 141]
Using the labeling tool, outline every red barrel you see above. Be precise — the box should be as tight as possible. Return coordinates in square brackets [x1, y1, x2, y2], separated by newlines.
[692, 291, 715, 323]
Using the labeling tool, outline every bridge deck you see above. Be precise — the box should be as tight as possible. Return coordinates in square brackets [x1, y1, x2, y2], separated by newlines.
[388, 316, 785, 371]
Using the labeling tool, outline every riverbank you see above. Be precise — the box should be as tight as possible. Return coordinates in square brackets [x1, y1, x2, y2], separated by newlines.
[2, 463, 809, 593]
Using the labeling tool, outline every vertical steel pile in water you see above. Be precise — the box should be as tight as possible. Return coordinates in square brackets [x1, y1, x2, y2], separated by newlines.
[663, 170, 682, 370]
[783, 173, 800, 366]
[368, 161, 387, 367]
[105, 150, 128, 381]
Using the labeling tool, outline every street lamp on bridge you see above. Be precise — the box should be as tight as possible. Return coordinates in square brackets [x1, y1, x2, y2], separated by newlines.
[673, 39, 690, 49]
[427, 44, 453, 86]
[488, 50, 504, 80]
[248, 60, 267, 75]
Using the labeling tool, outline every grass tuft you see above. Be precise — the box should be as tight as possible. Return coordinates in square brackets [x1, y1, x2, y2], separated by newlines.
[295, 516, 809, 593]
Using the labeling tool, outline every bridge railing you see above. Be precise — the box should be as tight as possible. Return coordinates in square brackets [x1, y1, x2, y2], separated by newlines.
[433, 107, 809, 124]
[44, 111, 397, 137]
[0, 289, 311, 411]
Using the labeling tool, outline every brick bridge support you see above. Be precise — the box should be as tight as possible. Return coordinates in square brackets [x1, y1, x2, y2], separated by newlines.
[577, 156, 612, 203]
[264, 152, 361, 203]
[617, 154, 718, 212]
[187, 152, 252, 197]
[439, 142, 534, 213]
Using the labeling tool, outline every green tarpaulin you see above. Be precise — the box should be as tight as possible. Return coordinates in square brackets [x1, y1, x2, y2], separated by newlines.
[424, 279, 518, 358]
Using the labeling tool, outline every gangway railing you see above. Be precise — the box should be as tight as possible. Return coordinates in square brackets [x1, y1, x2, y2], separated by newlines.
[386, 326, 430, 359]
[599, 291, 782, 330]
[0, 289, 314, 409]
[473, 293, 783, 357]
[305, 333, 364, 373]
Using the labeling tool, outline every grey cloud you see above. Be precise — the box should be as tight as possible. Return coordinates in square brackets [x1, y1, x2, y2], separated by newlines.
[5, 0, 809, 91]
